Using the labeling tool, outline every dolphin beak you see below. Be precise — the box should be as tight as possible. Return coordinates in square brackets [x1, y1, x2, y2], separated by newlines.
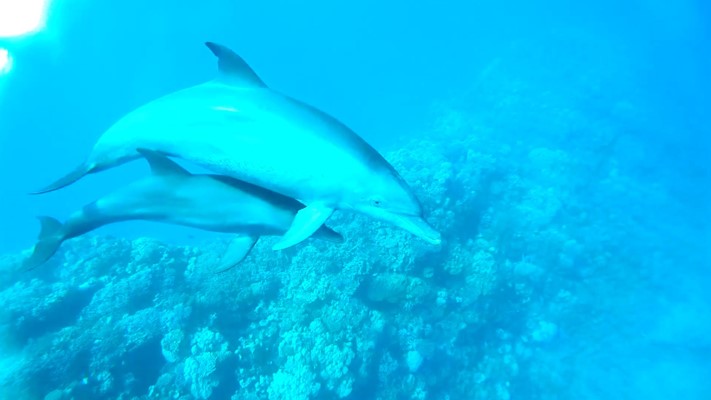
[394, 215, 442, 246]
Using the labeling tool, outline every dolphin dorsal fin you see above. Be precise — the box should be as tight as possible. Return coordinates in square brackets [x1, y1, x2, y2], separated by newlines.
[137, 148, 190, 177]
[205, 42, 267, 88]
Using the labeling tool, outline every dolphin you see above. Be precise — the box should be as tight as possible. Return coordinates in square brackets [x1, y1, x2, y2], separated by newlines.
[32, 42, 442, 249]
[24, 149, 343, 271]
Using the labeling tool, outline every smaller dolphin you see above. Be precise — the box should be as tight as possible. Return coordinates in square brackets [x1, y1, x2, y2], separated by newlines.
[24, 149, 342, 271]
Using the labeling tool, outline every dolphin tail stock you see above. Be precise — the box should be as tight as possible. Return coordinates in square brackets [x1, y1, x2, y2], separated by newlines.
[23, 216, 66, 271]
[272, 202, 335, 251]
[30, 162, 92, 195]
[214, 235, 259, 273]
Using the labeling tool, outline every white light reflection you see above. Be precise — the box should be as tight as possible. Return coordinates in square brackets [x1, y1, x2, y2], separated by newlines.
[0, 0, 49, 38]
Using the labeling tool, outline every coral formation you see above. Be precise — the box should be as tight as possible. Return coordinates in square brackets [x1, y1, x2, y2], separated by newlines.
[0, 72, 705, 399]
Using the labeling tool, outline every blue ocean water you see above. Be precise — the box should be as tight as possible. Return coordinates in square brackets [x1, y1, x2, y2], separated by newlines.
[0, 0, 709, 399]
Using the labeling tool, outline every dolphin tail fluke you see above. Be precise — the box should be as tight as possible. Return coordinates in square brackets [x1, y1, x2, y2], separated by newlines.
[272, 203, 335, 251]
[30, 163, 91, 194]
[314, 225, 344, 243]
[24, 216, 65, 271]
[214, 235, 259, 273]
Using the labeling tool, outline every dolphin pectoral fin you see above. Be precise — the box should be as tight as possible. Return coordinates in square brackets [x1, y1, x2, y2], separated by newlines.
[136, 148, 191, 177]
[314, 225, 345, 244]
[214, 235, 259, 273]
[30, 162, 91, 194]
[272, 203, 335, 251]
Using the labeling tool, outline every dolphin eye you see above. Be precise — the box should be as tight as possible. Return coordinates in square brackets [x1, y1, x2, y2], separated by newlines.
[371, 197, 385, 208]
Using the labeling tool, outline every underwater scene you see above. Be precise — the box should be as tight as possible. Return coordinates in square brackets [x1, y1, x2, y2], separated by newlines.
[0, 0, 709, 399]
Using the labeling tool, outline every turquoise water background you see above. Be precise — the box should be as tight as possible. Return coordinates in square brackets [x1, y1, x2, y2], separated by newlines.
[0, 0, 709, 399]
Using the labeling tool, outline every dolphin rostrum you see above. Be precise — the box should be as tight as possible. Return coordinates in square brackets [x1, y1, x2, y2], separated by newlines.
[32, 42, 442, 249]
[24, 149, 343, 271]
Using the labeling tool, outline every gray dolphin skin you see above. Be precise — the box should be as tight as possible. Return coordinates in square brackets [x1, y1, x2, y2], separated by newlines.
[24, 150, 343, 271]
[32, 42, 441, 249]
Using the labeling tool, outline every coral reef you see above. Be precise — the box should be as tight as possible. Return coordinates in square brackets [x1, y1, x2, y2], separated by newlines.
[0, 79, 705, 400]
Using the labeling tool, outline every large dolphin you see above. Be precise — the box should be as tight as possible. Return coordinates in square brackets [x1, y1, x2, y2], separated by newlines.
[24, 149, 342, 271]
[32, 42, 442, 249]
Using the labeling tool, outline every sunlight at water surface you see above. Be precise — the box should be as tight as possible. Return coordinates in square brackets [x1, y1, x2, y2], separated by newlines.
[0, 0, 48, 37]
